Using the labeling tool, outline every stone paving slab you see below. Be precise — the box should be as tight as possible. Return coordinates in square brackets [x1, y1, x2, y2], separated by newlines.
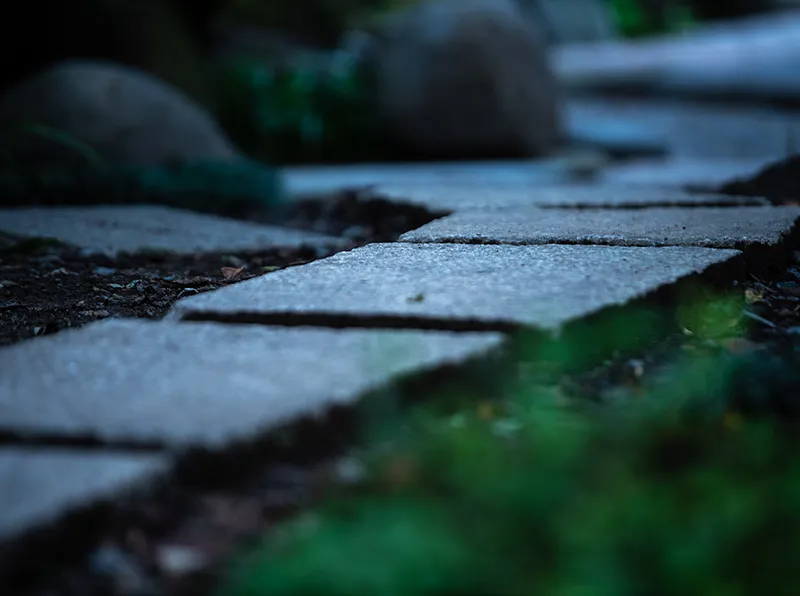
[169, 242, 740, 332]
[598, 158, 778, 190]
[0, 448, 167, 542]
[0, 205, 344, 256]
[371, 183, 767, 212]
[0, 319, 502, 447]
[555, 11, 800, 98]
[400, 206, 800, 249]
[567, 99, 800, 161]
[282, 159, 591, 200]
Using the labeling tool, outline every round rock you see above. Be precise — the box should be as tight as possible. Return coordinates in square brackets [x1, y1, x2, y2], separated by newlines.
[0, 60, 240, 166]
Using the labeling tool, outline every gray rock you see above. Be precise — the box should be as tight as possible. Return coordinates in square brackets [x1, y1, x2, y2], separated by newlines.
[0, 319, 502, 446]
[0, 205, 345, 256]
[400, 205, 800, 248]
[168, 242, 740, 332]
[0, 448, 166, 542]
[366, 0, 563, 159]
[372, 184, 767, 211]
[0, 60, 239, 167]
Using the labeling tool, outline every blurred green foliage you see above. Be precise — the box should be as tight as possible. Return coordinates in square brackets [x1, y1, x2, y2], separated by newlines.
[610, 0, 697, 38]
[0, 123, 286, 213]
[215, 57, 388, 164]
[210, 0, 700, 164]
[217, 288, 800, 596]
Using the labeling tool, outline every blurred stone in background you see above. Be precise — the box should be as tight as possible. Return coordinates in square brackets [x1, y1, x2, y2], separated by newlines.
[361, 0, 564, 160]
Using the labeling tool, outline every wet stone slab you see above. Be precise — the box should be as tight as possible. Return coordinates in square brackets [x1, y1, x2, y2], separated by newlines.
[0, 448, 166, 542]
[371, 184, 766, 212]
[169, 242, 740, 332]
[400, 206, 800, 249]
[0, 319, 502, 447]
[0, 205, 344, 256]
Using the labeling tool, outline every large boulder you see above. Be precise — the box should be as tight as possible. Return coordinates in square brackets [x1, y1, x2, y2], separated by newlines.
[364, 0, 565, 160]
[0, 61, 240, 167]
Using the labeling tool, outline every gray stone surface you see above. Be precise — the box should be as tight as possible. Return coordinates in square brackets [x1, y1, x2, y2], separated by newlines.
[0, 206, 344, 256]
[400, 206, 800, 248]
[0, 448, 166, 541]
[657, 59, 800, 102]
[283, 158, 599, 200]
[599, 158, 777, 190]
[567, 99, 800, 161]
[169, 242, 740, 331]
[555, 11, 800, 99]
[372, 183, 767, 212]
[566, 116, 666, 157]
[0, 319, 502, 446]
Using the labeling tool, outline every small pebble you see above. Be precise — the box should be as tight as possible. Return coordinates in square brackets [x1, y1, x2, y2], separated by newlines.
[157, 544, 208, 577]
[332, 456, 367, 485]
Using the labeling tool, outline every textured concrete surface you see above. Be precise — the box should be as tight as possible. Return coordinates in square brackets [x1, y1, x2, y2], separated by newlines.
[0, 448, 166, 541]
[0, 319, 502, 446]
[169, 242, 740, 331]
[555, 11, 800, 95]
[566, 99, 800, 161]
[372, 184, 767, 212]
[400, 206, 800, 248]
[0, 206, 344, 255]
[599, 158, 776, 190]
[559, 15, 800, 102]
[283, 158, 600, 200]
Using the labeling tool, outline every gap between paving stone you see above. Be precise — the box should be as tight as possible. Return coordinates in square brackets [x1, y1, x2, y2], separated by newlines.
[0, 205, 346, 256]
[168, 243, 741, 333]
[0, 319, 503, 448]
[370, 184, 768, 213]
[399, 206, 800, 251]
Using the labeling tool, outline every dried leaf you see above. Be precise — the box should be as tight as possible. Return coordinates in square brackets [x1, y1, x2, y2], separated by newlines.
[221, 266, 245, 281]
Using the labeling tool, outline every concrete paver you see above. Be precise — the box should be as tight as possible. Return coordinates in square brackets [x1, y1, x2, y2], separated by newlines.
[372, 184, 767, 212]
[169, 242, 740, 332]
[598, 158, 777, 190]
[283, 159, 593, 200]
[555, 11, 800, 99]
[0, 319, 502, 447]
[0, 448, 166, 542]
[400, 206, 800, 248]
[567, 99, 800, 161]
[0, 205, 345, 256]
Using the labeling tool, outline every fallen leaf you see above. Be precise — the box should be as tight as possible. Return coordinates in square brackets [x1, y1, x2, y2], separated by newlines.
[221, 266, 245, 281]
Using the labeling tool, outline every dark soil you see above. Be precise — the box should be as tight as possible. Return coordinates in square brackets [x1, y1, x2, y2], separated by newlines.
[0, 192, 438, 348]
[0, 236, 327, 347]
[717, 154, 800, 205]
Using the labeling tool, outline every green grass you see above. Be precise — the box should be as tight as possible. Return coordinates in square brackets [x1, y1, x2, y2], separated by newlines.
[215, 287, 800, 596]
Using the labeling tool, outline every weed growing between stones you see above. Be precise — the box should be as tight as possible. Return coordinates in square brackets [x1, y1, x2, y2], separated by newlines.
[215, 286, 800, 596]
